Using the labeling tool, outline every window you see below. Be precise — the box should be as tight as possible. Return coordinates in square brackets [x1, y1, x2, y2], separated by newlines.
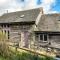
[5, 30, 6, 33]
[35, 34, 48, 42]
[40, 34, 43, 40]
[44, 34, 47, 41]
[39, 34, 47, 42]
[8, 31, 9, 39]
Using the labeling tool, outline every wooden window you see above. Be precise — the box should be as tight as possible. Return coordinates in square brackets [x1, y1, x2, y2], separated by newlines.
[39, 34, 47, 42]
[44, 34, 47, 41]
[5, 30, 6, 33]
[40, 34, 43, 41]
[8, 31, 9, 39]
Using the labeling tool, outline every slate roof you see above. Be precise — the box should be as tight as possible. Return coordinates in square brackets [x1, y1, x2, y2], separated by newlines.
[37, 13, 60, 31]
[0, 8, 40, 23]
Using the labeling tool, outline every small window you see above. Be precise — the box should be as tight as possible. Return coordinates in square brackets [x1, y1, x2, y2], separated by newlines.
[39, 34, 47, 42]
[8, 31, 9, 39]
[7, 25, 9, 27]
[44, 34, 47, 41]
[40, 34, 43, 40]
[35, 34, 48, 42]
[5, 30, 6, 33]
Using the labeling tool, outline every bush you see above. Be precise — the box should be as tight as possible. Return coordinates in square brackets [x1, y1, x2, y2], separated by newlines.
[0, 51, 55, 60]
[0, 30, 11, 58]
[8, 52, 55, 60]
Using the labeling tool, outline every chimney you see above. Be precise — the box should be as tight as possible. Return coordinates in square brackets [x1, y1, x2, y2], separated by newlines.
[35, 7, 44, 25]
[40, 7, 44, 14]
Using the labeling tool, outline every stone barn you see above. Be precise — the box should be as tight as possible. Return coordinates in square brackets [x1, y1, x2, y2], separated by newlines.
[0, 8, 42, 48]
[0, 7, 60, 49]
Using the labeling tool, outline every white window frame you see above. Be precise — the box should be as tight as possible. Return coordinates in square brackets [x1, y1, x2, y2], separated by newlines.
[39, 34, 48, 42]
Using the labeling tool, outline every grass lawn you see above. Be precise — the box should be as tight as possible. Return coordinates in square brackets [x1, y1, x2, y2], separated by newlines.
[0, 56, 4, 60]
[0, 46, 55, 60]
[0, 51, 55, 60]
[0, 56, 8, 60]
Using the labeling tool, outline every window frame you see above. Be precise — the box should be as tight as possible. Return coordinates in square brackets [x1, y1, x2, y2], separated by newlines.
[39, 34, 48, 42]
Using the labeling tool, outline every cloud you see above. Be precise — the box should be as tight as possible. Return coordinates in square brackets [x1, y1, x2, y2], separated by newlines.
[36, 0, 57, 14]
[0, 0, 58, 15]
[0, 0, 24, 15]
[0, 0, 36, 11]
[41, 0, 55, 4]
[22, 0, 57, 14]
[0, 0, 37, 15]
[24, 0, 35, 9]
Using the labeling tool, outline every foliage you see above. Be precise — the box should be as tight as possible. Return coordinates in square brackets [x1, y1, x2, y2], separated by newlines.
[0, 51, 55, 60]
[0, 30, 11, 58]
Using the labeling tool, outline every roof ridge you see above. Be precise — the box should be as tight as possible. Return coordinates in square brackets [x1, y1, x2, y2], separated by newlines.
[2, 7, 40, 16]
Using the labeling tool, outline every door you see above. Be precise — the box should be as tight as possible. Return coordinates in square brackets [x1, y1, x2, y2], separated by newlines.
[20, 31, 30, 48]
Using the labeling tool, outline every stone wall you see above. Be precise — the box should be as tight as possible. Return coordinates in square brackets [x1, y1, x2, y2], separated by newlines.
[49, 35, 60, 48]
[9, 25, 34, 48]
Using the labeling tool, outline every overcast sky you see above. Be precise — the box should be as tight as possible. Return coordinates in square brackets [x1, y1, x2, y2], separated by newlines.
[0, 0, 60, 15]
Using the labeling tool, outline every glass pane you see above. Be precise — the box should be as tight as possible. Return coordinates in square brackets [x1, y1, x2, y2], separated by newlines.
[8, 31, 9, 39]
[40, 34, 43, 40]
[44, 34, 47, 41]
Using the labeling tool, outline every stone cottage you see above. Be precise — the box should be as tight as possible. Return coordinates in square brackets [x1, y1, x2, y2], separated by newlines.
[0, 7, 60, 49]
[35, 13, 60, 49]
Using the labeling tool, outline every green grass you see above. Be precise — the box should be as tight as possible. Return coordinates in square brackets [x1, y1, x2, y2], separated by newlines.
[0, 52, 55, 60]
[0, 56, 9, 60]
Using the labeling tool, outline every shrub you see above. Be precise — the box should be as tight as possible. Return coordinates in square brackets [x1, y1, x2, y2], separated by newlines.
[0, 30, 11, 58]
[9, 52, 55, 60]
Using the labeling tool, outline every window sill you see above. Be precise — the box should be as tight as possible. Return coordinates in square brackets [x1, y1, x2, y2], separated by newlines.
[39, 41, 48, 43]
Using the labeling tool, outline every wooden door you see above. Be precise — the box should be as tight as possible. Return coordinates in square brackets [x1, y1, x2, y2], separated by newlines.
[20, 31, 30, 48]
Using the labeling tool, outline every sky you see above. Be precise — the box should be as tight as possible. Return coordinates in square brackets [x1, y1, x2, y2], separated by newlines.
[0, 0, 60, 15]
